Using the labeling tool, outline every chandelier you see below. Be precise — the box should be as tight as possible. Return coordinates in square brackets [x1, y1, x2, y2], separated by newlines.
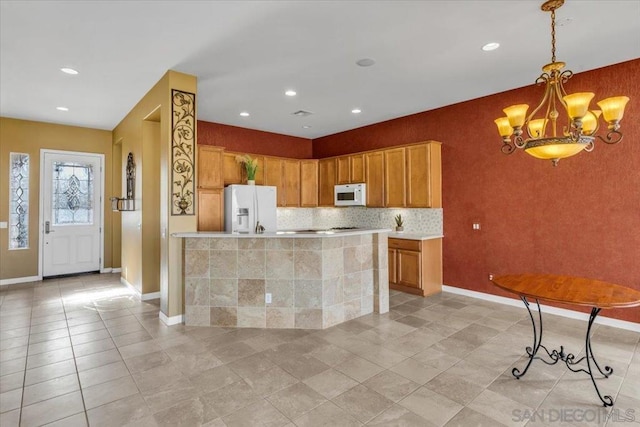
[494, 0, 629, 166]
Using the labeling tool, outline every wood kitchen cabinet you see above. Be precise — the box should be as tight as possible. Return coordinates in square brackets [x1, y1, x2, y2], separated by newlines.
[283, 160, 301, 207]
[365, 151, 384, 207]
[197, 145, 225, 231]
[223, 152, 243, 185]
[350, 154, 365, 183]
[224, 151, 265, 185]
[300, 160, 318, 207]
[336, 156, 351, 184]
[384, 147, 406, 207]
[318, 158, 336, 206]
[406, 143, 441, 208]
[198, 145, 224, 188]
[198, 188, 224, 231]
[264, 157, 285, 206]
[388, 237, 442, 297]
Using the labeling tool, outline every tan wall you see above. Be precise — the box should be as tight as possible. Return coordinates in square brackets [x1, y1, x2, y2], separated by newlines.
[0, 118, 113, 280]
[113, 70, 197, 316]
[141, 120, 160, 294]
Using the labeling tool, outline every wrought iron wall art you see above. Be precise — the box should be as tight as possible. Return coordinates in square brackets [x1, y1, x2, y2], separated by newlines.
[9, 153, 29, 249]
[110, 152, 136, 211]
[171, 89, 196, 215]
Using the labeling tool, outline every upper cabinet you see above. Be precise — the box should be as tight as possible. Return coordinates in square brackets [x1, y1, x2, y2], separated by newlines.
[223, 152, 242, 186]
[300, 160, 319, 207]
[283, 160, 301, 207]
[198, 145, 224, 189]
[215, 140, 440, 210]
[365, 151, 385, 207]
[317, 141, 441, 209]
[350, 154, 365, 183]
[406, 143, 441, 208]
[336, 156, 351, 185]
[264, 157, 285, 206]
[318, 158, 336, 207]
[221, 151, 319, 208]
[384, 148, 406, 207]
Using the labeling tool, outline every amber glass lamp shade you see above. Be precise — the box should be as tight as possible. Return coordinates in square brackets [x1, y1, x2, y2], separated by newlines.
[527, 118, 547, 138]
[525, 142, 587, 160]
[503, 104, 529, 128]
[581, 110, 601, 135]
[563, 92, 595, 120]
[597, 96, 630, 123]
[494, 117, 514, 138]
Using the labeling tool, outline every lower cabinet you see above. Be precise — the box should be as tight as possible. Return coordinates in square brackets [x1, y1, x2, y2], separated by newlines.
[198, 188, 224, 231]
[388, 237, 442, 296]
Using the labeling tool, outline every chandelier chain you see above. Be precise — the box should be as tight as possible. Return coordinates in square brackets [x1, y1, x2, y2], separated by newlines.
[550, 9, 556, 63]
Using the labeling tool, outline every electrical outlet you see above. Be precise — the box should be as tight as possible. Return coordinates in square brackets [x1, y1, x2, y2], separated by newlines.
[265, 293, 272, 304]
[473, 223, 481, 230]
[488, 274, 494, 281]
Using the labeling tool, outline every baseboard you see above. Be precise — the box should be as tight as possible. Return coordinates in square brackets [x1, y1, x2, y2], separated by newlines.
[141, 291, 160, 301]
[120, 277, 140, 296]
[159, 311, 184, 326]
[100, 268, 112, 273]
[0, 275, 42, 286]
[442, 285, 640, 333]
[111, 268, 122, 273]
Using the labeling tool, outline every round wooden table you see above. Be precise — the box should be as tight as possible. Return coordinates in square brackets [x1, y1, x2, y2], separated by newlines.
[492, 274, 640, 407]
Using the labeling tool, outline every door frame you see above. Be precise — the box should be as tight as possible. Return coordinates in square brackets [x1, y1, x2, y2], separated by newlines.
[38, 149, 105, 278]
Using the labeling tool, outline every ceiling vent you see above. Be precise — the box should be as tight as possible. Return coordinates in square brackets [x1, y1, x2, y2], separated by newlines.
[291, 110, 313, 117]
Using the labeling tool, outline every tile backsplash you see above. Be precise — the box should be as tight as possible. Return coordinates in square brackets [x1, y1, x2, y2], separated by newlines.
[277, 207, 443, 235]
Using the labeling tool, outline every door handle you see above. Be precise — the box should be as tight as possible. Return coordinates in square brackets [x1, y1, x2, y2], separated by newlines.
[45, 221, 55, 234]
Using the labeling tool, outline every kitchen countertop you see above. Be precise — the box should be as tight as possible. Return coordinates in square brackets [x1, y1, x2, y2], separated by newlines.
[173, 228, 391, 238]
[388, 232, 443, 241]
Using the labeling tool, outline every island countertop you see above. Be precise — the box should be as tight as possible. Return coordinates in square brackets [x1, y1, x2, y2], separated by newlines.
[173, 228, 391, 238]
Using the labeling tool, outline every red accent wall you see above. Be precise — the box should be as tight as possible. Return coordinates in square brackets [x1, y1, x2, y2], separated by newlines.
[198, 121, 313, 159]
[314, 59, 640, 323]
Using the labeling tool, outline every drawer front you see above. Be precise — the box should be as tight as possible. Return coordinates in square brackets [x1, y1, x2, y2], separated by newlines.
[388, 238, 421, 251]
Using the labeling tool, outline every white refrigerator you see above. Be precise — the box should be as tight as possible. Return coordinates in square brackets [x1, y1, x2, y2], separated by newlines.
[224, 185, 277, 234]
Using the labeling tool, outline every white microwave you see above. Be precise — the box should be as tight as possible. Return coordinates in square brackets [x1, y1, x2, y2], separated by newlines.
[335, 183, 366, 206]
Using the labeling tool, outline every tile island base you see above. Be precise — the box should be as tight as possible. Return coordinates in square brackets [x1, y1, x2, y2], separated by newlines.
[177, 230, 390, 329]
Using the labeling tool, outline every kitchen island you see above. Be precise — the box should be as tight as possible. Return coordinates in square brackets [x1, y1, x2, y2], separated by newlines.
[173, 229, 390, 329]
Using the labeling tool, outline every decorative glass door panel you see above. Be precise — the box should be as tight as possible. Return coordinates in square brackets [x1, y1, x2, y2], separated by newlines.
[52, 162, 94, 225]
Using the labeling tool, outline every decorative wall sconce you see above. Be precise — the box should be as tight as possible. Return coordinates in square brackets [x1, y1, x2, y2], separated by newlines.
[111, 152, 136, 212]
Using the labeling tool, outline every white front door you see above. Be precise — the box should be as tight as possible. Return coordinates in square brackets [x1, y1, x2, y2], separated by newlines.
[42, 151, 103, 277]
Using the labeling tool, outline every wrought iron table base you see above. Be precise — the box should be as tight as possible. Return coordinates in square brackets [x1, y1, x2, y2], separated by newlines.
[513, 296, 614, 407]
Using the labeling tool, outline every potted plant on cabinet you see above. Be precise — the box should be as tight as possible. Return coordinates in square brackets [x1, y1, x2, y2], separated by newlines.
[235, 154, 258, 184]
[394, 214, 404, 232]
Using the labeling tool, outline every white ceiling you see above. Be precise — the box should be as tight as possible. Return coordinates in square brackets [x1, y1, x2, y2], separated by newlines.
[1, 0, 639, 139]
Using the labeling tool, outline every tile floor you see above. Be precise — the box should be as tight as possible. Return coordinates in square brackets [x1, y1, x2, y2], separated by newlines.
[1, 273, 639, 427]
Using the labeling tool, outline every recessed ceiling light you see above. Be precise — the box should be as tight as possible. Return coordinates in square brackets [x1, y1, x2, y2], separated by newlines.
[351, 109, 362, 114]
[285, 90, 297, 97]
[239, 112, 250, 117]
[481, 42, 500, 52]
[356, 58, 375, 67]
[302, 125, 311, 129]
[56, 106, 69, 111]
[60, 67, 79, 75]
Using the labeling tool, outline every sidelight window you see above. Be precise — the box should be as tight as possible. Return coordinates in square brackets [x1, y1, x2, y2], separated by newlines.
[9, 153, 29, 249]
